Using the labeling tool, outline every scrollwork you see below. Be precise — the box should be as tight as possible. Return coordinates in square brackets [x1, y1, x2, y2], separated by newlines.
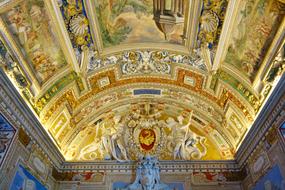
[87, 50, 207, 73]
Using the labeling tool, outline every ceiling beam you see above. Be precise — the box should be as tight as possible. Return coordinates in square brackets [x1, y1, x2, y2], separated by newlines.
[185, 0, 203, 50]
[47, 0, 80, 73]
[253, 18, 285, 91]
[84, 0, 104, 54]
[211, 0, 242, 71]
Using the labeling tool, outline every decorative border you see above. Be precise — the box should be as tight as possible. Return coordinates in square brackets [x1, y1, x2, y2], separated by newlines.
[0, 68, 64, 169]
[40, 69, 253, 123]
[60, 160, 239, 173]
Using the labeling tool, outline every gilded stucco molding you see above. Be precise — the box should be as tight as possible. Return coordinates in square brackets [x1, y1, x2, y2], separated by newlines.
[236, 74, 285, 166]
[87, 49, 208, 74]
[0, 68, 64, 169]
[39, 68, 254, 122]
[63, 96, 234, 157]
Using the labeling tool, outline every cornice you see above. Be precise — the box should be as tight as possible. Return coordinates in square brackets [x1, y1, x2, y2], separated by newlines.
[59, 160, 239, 172]
[212, 0, 242, 71]
[0, 68, 65, 169]
[236, 74, 285, 166]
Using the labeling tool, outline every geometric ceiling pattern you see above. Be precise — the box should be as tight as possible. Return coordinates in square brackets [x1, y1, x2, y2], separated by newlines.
[0, 0, 284, 162]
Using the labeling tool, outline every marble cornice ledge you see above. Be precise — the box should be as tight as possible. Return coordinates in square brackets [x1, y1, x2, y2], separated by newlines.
[235, 74, 285, 167]
[59, 160, 239, 172]
[0, 68, 65, 169]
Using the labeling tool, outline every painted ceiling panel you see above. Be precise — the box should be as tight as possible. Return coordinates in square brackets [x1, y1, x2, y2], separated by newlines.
[1, 0, 68, 83]
[224, 0, 285, 80]
[95, 0, 187, 47]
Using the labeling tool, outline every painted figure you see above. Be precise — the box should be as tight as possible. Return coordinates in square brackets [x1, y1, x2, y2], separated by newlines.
[110, 115, 129, 162]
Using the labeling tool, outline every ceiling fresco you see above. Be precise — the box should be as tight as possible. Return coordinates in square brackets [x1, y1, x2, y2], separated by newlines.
[224, 0, 285, 80]
[1, 0, 68, 84]
[0, 0, 284, 162]
[95, 0, 186, 47]
[65, 102, 227, 161]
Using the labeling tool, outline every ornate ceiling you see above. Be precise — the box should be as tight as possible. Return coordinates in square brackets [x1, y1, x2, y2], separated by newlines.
[0, 0, 284, 162]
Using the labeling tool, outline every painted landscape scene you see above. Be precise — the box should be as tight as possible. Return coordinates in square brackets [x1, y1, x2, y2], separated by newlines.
[95, 0, 186, 47]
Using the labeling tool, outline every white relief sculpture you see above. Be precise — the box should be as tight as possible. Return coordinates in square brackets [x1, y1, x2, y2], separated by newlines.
[137, 51, 156, 72]
[184, 135, 207, 159]
[166, 114, 207, 160]
[100, 122, 122, 161]
[80, 115, 129, 162]
[122, 156, 172, 190]
[78, 124, 107, 160]
[78, 103, 207, 161]
[122, 51, 171, 74]
[110, 115, 129, 162]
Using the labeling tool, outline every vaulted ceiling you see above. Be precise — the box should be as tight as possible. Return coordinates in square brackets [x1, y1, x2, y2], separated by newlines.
[0, 0, 284, 162]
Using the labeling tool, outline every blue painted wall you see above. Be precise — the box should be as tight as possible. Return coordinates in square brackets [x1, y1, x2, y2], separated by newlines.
[252, 165, 285, 190]
[10, 165, 47, 190]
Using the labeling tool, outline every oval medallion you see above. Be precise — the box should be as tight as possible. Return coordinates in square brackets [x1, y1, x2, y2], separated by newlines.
[139, 129, 156, 151]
